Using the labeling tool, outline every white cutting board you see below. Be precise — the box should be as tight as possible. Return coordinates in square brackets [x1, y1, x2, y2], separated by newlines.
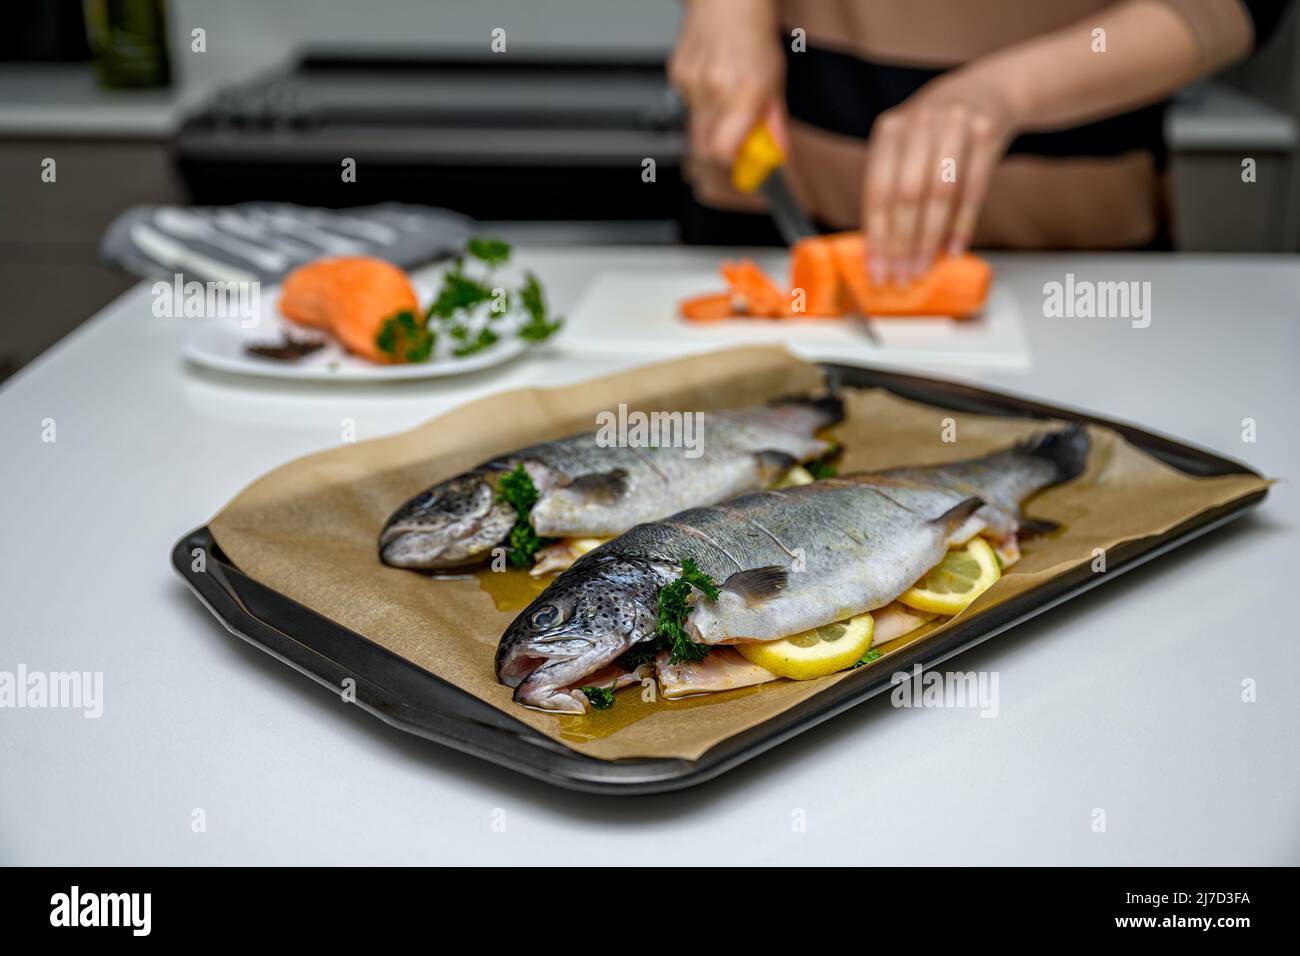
[559, 269, 1031, 371]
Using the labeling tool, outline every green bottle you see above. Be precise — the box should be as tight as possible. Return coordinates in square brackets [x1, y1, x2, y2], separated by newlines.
[84, 0, 172, 89]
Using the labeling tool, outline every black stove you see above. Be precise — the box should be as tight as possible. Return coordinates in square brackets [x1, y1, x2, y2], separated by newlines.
[174, 49, 689, 228]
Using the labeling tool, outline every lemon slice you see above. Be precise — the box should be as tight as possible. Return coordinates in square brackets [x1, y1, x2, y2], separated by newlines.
[898, 536, 1001, 615]
[776, 465, 815, 488]
[568, 536, 609, 557]
[736, 612, 874, 680]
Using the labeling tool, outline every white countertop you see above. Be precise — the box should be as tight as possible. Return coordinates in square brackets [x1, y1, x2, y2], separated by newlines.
[1, 247, 1297, 864]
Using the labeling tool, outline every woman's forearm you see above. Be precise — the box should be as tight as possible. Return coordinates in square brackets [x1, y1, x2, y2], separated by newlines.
[964, 0, 1251, 133]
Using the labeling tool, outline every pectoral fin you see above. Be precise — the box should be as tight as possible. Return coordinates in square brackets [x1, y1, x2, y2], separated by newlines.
[721, 565, 789, 605]
[562, 468, 630, 505]
[755, 450, 799, 484]
[932, 496, 985, 532]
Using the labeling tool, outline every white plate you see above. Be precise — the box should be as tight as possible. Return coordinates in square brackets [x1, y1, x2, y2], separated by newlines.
[181, 274, 531, 381]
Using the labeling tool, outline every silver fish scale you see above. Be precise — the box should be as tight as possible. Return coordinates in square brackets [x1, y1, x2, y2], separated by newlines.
[524, 407, 830, 536]
[518, 406, 824, 480]
[879, 449, 1057, 536]
[570, 430, 1087, 648]
[600, 478, 967, 643]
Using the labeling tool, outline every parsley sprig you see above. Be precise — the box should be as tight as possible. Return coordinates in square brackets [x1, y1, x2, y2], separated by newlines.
[427, 268, 493, 319]
[495, 463, 551, 568]
[806, 440, 842, 480]
[618, 642, 662, 671]
[578, 683, 617, 710]
[655, 558, 719, 664]
[451, 324, 499, 357]
[374, 310, 434, 363]
[517, 271, 563, 342]
[466, 237, 512, 265]
[850, 648, 882, 669]
[375, 237, 563, 363]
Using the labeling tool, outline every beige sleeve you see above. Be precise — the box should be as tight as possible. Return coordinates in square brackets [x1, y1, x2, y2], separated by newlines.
[1157, 0, 1256, 72]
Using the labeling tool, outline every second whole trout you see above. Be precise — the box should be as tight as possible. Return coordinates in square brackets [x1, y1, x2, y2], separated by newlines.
[380, 396, 843, 570]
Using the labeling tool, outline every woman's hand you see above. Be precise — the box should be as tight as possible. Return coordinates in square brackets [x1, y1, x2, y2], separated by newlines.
[863, 72, 1023, 285]
[668, 0, 786, 168]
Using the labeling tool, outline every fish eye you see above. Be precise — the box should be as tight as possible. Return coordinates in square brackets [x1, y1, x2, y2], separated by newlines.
[530, 604, 563, 629]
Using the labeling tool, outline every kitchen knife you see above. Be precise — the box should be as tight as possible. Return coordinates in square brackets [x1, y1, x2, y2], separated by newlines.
[731, 120, 880, 344]
[730, 121, 816, 244]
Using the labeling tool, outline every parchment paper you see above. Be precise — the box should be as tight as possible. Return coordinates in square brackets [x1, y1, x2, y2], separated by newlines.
[208, 346, 1269, 761]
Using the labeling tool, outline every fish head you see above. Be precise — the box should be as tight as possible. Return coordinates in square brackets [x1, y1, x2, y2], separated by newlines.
[496, 552, 668, 711]
[379, 468, 517, 571]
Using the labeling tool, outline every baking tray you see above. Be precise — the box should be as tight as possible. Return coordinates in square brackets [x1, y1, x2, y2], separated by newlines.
[171, 363, 1269, 794]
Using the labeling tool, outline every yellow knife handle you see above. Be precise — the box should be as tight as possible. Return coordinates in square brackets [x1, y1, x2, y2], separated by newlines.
[730, 120, 785, 194]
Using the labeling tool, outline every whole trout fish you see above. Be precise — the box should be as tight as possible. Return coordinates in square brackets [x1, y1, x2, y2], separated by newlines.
[380, 396, 843, 570]
[496, 425, 1089, 712]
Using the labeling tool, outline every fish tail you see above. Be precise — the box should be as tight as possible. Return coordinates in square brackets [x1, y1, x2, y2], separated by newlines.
[769, 394, 845, 427]
[1019, 424, 1090, 484]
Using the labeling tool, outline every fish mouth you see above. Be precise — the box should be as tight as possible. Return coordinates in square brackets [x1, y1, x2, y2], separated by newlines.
[498, 640, 610, 712]
[497, 621, 631, 712]
[496, 641, 568, 688]
[495, 630, 591, 686]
